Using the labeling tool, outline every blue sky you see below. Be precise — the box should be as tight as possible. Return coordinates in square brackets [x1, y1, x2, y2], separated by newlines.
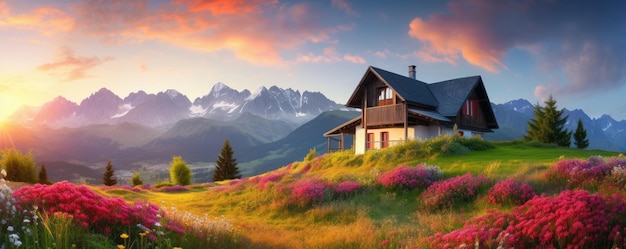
[1, 0, 625, 120]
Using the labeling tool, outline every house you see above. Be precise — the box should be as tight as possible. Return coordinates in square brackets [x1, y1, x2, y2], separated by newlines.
[324, 65, 498, 154]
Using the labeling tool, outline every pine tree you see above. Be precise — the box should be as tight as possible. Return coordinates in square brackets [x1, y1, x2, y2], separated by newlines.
[524, 95, 572, 147]
[213, 139, 241, 182]
[38, 164, 52, 185]
[573, 118, 590, 149]
[103, 160, 118, 186]
[169, 156, 191, 186]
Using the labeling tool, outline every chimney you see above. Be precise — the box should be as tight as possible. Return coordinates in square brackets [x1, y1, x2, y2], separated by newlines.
[408, 65, 416, 79]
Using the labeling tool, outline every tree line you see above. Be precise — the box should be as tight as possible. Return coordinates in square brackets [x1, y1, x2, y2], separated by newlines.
[524, 95, 589, 149]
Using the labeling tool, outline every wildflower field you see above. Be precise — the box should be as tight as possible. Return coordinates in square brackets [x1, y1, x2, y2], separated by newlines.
[1, 137, 624, 248]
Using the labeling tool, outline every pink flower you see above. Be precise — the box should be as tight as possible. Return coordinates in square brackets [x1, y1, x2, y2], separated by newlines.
[380, 239, 389, 247]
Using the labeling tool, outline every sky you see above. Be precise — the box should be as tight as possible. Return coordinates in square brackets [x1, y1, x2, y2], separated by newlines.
[1, 0, 626, 121]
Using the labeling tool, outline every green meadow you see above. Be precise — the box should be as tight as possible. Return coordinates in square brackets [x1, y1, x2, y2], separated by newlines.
[92, 137, 621, 248]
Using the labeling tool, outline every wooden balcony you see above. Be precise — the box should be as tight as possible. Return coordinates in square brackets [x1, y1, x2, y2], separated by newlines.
[365, 103, 405, 126]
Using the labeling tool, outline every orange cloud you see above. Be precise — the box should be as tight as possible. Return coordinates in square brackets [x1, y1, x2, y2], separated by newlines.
[72, 0, 342, 66]
[175, 0, 277, 15]
[37, 47, 113, 81]
[408, 16, 505, 72]
[0, 2, 74, 35]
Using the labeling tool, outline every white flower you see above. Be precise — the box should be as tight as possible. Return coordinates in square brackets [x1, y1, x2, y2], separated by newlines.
[23, 218, 30, 223]
[154, 222, 162, 227]
[7, 226, 14, 231]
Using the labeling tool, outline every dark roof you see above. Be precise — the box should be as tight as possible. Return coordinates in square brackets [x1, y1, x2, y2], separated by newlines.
[370, 67, 439, 108]
[429, 76, 481, 116]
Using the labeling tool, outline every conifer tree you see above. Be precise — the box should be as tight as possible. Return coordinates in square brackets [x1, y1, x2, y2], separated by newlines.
[169, 156, 191, 186]
[38, 164, 52, 185]
[573, 118, 590, 149]
[213, 139, 241, 182]
[524, 95, 572, 147]
[103, 160, 118, 186]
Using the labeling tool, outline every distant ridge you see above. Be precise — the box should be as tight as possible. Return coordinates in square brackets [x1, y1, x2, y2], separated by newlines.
[10, 83, 344, 128]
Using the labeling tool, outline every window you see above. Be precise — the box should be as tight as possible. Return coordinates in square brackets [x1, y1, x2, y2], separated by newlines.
[378, 87, 393, 106]
[462, 99, 479, 118]
[380, 132, 389, 148]
[367, 133, 375, 149]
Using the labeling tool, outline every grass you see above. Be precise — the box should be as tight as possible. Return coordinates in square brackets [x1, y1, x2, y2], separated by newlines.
[6, 137, 623, 248]
[91, 138, 621, 248]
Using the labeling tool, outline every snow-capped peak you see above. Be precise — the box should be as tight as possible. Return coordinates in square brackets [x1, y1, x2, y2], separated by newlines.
[165, 89, 181, 99]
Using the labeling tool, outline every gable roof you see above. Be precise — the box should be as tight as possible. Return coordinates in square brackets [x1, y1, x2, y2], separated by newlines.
[346, 66, 439, 109]
[429, 76, 482, 116]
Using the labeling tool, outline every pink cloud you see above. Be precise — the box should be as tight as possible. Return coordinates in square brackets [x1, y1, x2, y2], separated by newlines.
[0, 2, 74, 35]
[37, 46, 113, 81]
[343, 54, 365, 64]
[297, 47, 365, 64]
[331, 0, 356, 15]
[408, 0, 626, 97]
[72, 0, 343, 66]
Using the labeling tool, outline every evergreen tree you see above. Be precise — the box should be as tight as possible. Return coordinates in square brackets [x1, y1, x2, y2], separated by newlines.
[38, 164, 52, 185]
[103, 160, 118, 186]
[131, 171, 143, 187]
[524, 95, 572, 147]
[169, 156, 191, 186]
[213, 139, 241, 182]
[573, 118, 590, 149]
[0, 148, 37, 183]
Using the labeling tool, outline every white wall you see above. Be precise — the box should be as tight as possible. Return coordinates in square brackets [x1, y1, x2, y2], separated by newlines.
[354, 124, 444, 154]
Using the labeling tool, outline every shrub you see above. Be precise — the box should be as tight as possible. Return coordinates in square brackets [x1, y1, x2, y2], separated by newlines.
[459, 137, 495, 151]
[254, 171, 288, 190]
[546, 156, 613, 188]
[290, 180, 327, 207]
[169, 156, 191, 186]
[131, 171, 143, 187]
[427, 190, 626, 248]
[333, 181, 363, 197]
[0, 148, 37, 183]
[421, 173, 490, 210]
[376, 165, 442, 190]
[487, 178, 536, 206]
[154, 181, 175, 188]
[13, 181, 163, 236]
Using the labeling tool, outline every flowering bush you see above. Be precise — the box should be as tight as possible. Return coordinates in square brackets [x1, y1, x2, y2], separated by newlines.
[333, 181, 363, 197]
[427, 190, 626, 248]
[290, 179, 327, 206]
[376, 164, 442, 190]
[546, 156, 613, 188]
[421, 173, 490, 210]
[487, 178, 536, 206]
[254, 171, 288, 190]
[13, 181, 163, 236]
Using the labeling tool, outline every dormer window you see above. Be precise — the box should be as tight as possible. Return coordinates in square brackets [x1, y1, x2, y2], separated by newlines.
[378, 87, 393, 106]
[462, 98, 479, 118]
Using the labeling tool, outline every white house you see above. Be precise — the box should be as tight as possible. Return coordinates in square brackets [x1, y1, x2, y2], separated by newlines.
[324, 65, 499, 154]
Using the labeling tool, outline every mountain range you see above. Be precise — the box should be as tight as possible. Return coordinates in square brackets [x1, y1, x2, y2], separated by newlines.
[2, 84, 625, 182]
[10, 83, 343, 128]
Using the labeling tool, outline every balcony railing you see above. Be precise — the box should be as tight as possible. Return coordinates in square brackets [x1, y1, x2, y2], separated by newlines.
[365, 104, 405, 126]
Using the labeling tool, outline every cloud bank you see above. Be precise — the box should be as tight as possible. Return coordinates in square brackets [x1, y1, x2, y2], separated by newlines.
[408, 0, 626, 99]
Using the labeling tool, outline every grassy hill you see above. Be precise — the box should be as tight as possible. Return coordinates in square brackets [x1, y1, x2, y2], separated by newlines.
[94, 137, 621, 248]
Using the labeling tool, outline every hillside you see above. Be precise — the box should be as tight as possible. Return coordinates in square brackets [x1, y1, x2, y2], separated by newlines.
[99, 138, 621, 248]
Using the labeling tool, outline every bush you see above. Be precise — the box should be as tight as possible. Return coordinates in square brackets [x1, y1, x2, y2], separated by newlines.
[0, 148, 37, 183]
[546, 156, 613, 188]
[376, 164, 442, 190]
[131, 171, 143, 187]
[169, 156, 191, 186]
[333, 181, 363, 198]
[13, 181, 163, 236]
[428, 190, 626, 248]
[421, 173, 490, 210]
[487, 178, 536, 206]
[459, 137, 495, 151]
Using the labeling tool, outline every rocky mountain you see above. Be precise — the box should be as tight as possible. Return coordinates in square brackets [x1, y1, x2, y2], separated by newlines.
[487, 99, 626, 151]
[10, 83, 343, 128]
